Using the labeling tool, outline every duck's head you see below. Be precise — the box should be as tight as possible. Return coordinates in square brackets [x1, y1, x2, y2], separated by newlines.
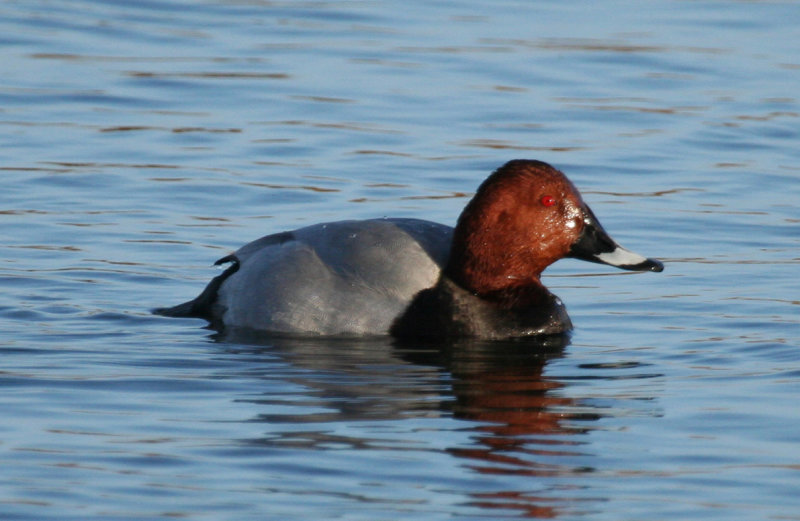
[446, 159, 663, 296]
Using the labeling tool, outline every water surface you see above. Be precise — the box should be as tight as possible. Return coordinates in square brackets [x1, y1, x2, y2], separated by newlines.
[1, 1, 799, 520]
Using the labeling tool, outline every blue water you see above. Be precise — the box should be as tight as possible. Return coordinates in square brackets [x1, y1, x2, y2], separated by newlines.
[2, 1, 799, 519]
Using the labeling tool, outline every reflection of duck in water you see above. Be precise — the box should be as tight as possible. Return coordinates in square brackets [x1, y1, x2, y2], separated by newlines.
[224, 332, 648, 517]
[158, 160, 662, 339]
[441, 340, 579, 519]
[223, 333, 579, 439]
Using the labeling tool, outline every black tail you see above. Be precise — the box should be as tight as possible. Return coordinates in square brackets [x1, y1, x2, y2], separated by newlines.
[153, 300, 196, 317]
[153, 257, 240, 324]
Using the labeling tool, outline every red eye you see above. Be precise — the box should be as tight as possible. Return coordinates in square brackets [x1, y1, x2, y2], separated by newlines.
[541, 195, 556, 207]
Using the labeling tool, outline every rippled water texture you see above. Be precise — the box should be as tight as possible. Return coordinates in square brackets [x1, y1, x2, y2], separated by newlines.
[1, 1, 799, 520]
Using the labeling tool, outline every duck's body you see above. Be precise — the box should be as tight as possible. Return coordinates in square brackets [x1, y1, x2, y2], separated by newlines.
[199, 218, 452, 335]
[157, 160, 663, 339]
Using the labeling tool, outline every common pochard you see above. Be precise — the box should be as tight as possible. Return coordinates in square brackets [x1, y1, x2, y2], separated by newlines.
[157, 160, 663, 339]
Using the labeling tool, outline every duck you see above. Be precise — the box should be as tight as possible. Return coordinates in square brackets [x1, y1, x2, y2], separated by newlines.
[156, 159, 663, 340]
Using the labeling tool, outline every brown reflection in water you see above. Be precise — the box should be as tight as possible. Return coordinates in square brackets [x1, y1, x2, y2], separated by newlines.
[469, 490, 563, 519]
[222, 332, 596, 518]
[430, 340, 590, 518]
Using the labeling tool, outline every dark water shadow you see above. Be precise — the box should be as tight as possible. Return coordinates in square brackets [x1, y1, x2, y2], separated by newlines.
[211, 329, 636, 518]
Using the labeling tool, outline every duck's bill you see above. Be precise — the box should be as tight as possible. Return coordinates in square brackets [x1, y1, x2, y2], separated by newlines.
[568, 206, 664, 272]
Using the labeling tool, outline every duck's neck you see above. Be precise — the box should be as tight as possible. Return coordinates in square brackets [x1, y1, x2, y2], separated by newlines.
[444, 257, 553, 311]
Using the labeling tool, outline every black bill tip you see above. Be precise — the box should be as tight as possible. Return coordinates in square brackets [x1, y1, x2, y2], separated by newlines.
[623, 257, 664, 273]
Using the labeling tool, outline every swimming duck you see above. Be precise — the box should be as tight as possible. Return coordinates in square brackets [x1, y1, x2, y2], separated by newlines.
[156, 160, 663, 339]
